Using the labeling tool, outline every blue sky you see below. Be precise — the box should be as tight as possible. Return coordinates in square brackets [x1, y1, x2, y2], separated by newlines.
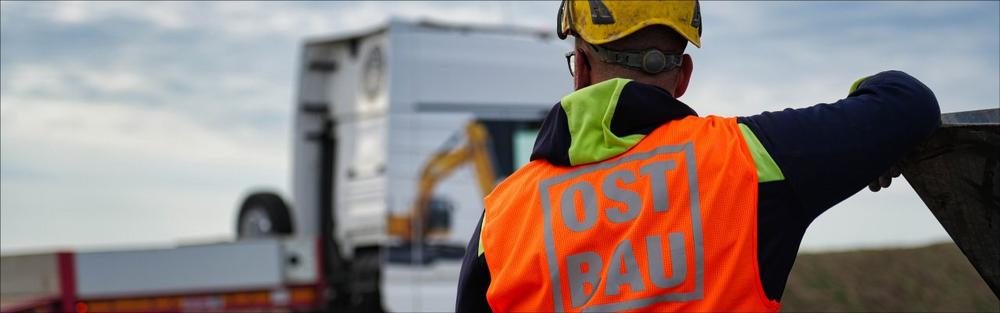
[1, 1, 998, 254]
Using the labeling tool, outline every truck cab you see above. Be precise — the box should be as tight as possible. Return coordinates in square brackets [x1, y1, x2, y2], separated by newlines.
[235, 19, 573, 311]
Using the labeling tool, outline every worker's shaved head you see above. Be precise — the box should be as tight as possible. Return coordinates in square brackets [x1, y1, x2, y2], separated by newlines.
[574, 25, 693, 97]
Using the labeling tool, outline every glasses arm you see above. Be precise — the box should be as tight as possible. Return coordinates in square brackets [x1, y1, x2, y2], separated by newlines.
[565, 51, 576, 77]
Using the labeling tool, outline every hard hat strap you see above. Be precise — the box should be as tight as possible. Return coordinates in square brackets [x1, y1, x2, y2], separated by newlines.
[587, 43, 682, 75]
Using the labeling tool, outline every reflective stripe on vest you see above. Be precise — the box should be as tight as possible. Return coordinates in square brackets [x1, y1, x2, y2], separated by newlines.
[482, 116, 780, 312]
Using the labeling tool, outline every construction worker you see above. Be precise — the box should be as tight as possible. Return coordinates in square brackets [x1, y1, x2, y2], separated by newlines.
[457, 1, 940, 312]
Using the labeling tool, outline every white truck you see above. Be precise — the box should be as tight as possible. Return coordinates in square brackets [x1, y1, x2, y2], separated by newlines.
[3, 19, 997, 313]
[1, 19, 571, 313]
[235, 18, 573, 312]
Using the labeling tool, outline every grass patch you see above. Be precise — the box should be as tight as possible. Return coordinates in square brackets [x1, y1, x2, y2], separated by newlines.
[781, 242, 998, 312]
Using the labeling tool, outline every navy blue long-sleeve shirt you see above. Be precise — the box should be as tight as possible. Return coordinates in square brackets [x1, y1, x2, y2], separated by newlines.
[457, 70, 940, 311]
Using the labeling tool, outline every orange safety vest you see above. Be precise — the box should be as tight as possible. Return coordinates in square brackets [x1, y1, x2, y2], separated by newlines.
[481, 115, 780, 312]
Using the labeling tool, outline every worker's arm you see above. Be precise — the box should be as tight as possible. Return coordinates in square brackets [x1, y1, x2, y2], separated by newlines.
[456, 212, 492, 313]
[740, 70, 939, 219]
[738, 70, 940, 300]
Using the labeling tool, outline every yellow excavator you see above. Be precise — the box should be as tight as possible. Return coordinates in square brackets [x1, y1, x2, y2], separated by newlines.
[387, 121, 498, 243]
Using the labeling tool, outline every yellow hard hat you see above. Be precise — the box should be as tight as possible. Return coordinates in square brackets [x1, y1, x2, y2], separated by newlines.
[557, 0, 703, 48]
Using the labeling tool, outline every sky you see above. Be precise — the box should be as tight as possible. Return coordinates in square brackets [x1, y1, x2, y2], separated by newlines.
[1, 1, 998, 254]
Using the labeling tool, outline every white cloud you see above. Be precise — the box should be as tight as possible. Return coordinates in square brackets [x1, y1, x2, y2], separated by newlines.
[685, 2, 999, 116]
[202, 1, 519, 39]
[50, 1, 90, 24]
[4, 63, 157, 96]
[44, 1, 192, 29]
[12, 1, 531, 41]
[1, 95, 285, 170]
[0, 95, 288, 253]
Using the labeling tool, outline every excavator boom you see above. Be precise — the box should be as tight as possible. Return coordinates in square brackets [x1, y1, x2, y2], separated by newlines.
[388, 122, 498, 242]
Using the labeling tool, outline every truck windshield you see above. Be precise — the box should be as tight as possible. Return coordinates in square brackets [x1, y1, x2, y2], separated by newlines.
[480, 120, 542, 178]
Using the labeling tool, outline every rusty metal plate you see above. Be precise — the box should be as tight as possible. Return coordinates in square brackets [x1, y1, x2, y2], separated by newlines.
[902, 108, 999, 297]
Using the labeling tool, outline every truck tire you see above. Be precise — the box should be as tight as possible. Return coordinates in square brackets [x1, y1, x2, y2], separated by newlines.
[237, 192, 294, 238]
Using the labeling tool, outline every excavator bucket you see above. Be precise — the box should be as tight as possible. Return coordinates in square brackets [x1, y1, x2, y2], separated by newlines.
[901, 108, 999, 297]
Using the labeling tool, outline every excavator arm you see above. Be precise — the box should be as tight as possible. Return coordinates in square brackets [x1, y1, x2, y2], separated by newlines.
[388, 122, 497, 242]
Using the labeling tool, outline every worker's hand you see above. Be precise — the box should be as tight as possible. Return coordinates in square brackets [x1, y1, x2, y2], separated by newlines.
[868, 165, 902, 192]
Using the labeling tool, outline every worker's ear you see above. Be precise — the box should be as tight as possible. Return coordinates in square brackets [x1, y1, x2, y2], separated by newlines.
[673, 54, 693, 98]
[574, 47, 592, 90]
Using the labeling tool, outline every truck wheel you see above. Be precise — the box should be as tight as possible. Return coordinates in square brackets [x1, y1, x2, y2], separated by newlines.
[237, 192, 294, 238]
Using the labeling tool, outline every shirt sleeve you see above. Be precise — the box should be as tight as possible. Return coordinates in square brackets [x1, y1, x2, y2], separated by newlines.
[456, 212, 493, 313]
[739, 70, 941, 301]
[738, 70, 940, 221]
